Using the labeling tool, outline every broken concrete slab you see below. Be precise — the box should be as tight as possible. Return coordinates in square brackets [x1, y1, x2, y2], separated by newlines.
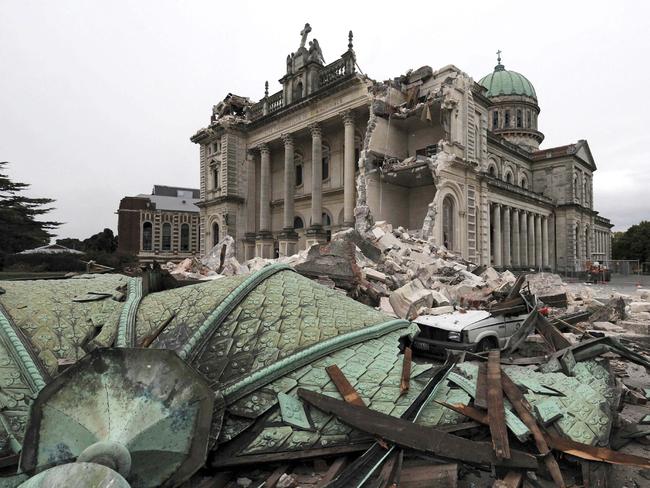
[389, 279, 433, 320]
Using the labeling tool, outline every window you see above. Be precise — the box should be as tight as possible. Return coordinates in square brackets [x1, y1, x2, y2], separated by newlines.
[354, 134, 362, 173]
[212, 222, 220, 248]
[505, 171, 513, 184]
[294, 81, 303, 100]
[294, 216, 304, 229]
[442, 196, 454, 250]
[162, 223, 172, 251]
[516, 109, 522, 128]
[142, 222, 152, 251]
[322, 212, 332, 241]
[322, 143, 330, 180]
[520, 176, 528, 189]
[504, 110, 510, 128]
[492, 111, 499, 129]
[212, 165, 220, 190]
[213, 142, 219, 153]
[295, 163, 303, 186]
[526, 110, 532, 128]
[488, 165, 497, 177]
[180, 224, 190, 251]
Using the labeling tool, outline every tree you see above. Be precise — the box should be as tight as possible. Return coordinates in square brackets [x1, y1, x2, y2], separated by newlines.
[612, 221, 650, 263]
[0, 162, 60, 257]
[82, 228, 118, 253]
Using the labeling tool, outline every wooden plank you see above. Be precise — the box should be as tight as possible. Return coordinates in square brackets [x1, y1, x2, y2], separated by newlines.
[326, 364, 365, 406]
[439, 402, 650, 469]
[493, 470, 523, 488]
[369, 449, 403, 488]
[475, 362, 488, 409]
[315, 457, 348, 487]
[263, 464, 289, 488]
[399, 463, 458, 488]
[500, 371, 565, 488]
[534, 314, 571, 352]
[580, 460, 608, 488]
[400, 347, 412, 396]
[487, 349, 510, 460]
[297, 388, 538, 469]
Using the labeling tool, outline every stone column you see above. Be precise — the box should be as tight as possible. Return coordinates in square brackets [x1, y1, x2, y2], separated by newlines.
[493, 204, 502, 267]
[512, 209, 520, 268]
[278, 134, 298, 257]
[343, 111, 356, 228]
[244, 150, 257, 260]
[535, 214, 543, 269]
[503, 206, 511, 268]
[520, 211, 528, 268]
[528, 213, 535, 268]
[306, 123, 327, 247]
[542, 215, 549, 270]
[256, 143, 274, 258]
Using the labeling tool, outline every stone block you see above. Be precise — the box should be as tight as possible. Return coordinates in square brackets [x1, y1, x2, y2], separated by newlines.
[619, 320, 650, 335]
[376, 232, 401, 252]
[630, 302, 650, 314]
[591, 321, 625, 333]
[389, 279, 433, 319]
[430, 290, 450, 307]
[364, 267, 387, 283]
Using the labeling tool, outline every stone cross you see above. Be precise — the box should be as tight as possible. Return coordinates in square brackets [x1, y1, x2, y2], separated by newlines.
[496, 49, 502, 64]
[300, 23, 312, 49]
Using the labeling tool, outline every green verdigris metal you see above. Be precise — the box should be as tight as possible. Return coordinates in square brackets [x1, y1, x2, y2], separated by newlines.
[19, 348, 214, 488]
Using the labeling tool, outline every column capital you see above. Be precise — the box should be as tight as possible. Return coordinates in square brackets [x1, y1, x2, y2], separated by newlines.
[258, 143, 270, 155]
[281, 133, 293, 146]
[341, 110, 356, 126]
[309, 123, 321, 137]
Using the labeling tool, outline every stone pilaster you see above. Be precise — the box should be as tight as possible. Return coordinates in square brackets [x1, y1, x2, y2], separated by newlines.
[528, 213, 535, 268]
[306, 123, 327, 248]
[493, 204, 502, 267]
[542, 215, 549, 270]
[512, 209, 520, 268]
[503, 206, 511, 268]
[343, 111, 356, 228]
[279, 133, 298, 257]
[535, 214, 542, 269]
[256, 143, 274, 258]
[520, 211, 528, 268]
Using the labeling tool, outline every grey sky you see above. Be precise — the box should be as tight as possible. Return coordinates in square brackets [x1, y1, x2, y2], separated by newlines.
[1, 0, 648, 239]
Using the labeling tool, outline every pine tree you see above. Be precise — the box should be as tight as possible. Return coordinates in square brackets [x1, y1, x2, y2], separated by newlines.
[0, 161, 61, 256]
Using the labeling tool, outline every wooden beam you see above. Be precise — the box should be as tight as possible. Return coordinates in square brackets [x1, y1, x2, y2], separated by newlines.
[297, 389, 538, 469]
[315, 457, 348, 487]
[492, 470, 523, 488]
[475, 362, 488, 409]
[398, 463, 458, 488]
[487, 350, 510, 460]
[326, 364, 365, 406]
[263, 464, 289, 488]
[400, 347, 412, 396]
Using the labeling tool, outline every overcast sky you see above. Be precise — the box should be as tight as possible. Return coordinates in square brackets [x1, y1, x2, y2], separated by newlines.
[1, 0, 648, 239]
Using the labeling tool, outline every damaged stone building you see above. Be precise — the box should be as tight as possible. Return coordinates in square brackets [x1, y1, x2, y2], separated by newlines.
[191, 24, 612, 273]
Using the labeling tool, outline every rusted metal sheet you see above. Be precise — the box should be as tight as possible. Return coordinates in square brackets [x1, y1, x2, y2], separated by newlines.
[487, 350, 510, 460]
[297, 389, 538, 469]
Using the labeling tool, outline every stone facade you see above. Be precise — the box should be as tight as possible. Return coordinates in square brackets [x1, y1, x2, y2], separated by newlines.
[191, 25, 612, 273]
[117, 185, 200, 263]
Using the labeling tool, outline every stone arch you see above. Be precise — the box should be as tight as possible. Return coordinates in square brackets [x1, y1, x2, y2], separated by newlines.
[520, 174, 529, 189]
[487, 158, 499, 178]
[435, 182, 464, 252]
[162, 222, 172, 251]
[504, 167, 514, 184]
[293, 215, 305, 230]
[207, 215, 223, 250]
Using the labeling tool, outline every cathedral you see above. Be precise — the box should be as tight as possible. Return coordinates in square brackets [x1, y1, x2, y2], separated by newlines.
[191, 24, 612, 273]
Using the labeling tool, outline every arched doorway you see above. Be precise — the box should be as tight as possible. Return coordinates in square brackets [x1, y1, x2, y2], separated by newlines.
[212, 222, 220, 248]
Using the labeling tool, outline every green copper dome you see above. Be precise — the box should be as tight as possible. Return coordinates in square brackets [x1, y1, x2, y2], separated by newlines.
[479, 63, 537, 100]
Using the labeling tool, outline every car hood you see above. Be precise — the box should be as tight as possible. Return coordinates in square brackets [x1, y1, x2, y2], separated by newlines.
[414, 310, 492, 332]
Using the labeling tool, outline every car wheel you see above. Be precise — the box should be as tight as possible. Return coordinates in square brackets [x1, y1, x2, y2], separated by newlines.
[476, 338, 497, 352]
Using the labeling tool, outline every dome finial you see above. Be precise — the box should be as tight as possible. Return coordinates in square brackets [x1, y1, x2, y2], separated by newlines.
[495, 49, 505, 71]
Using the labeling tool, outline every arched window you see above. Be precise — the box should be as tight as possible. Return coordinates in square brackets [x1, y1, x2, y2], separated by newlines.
[442, 196, 454, 250]
[492, 111, 499, 129]
[520, 176, 528, 189]
[573, 173, 578, 201]
[294, 216, 304, 229]
[180, 223, 190, 251]
[582, 178, 587, 205]
[212, 222, 220, 248]
[162, 223, 172, 251]
[488, 165, 497, 177]
[504, 110, 511, 128]
[526, 110, 532, 128]
[294, 81, 303, 100]
[585, 227, 590, 259]
[322, 142, 331, 180]
[142, 222, 152, 251]
[516, 109, 523, 128]
[505, 171, 513, 184]
[575, 224, 580, 259]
